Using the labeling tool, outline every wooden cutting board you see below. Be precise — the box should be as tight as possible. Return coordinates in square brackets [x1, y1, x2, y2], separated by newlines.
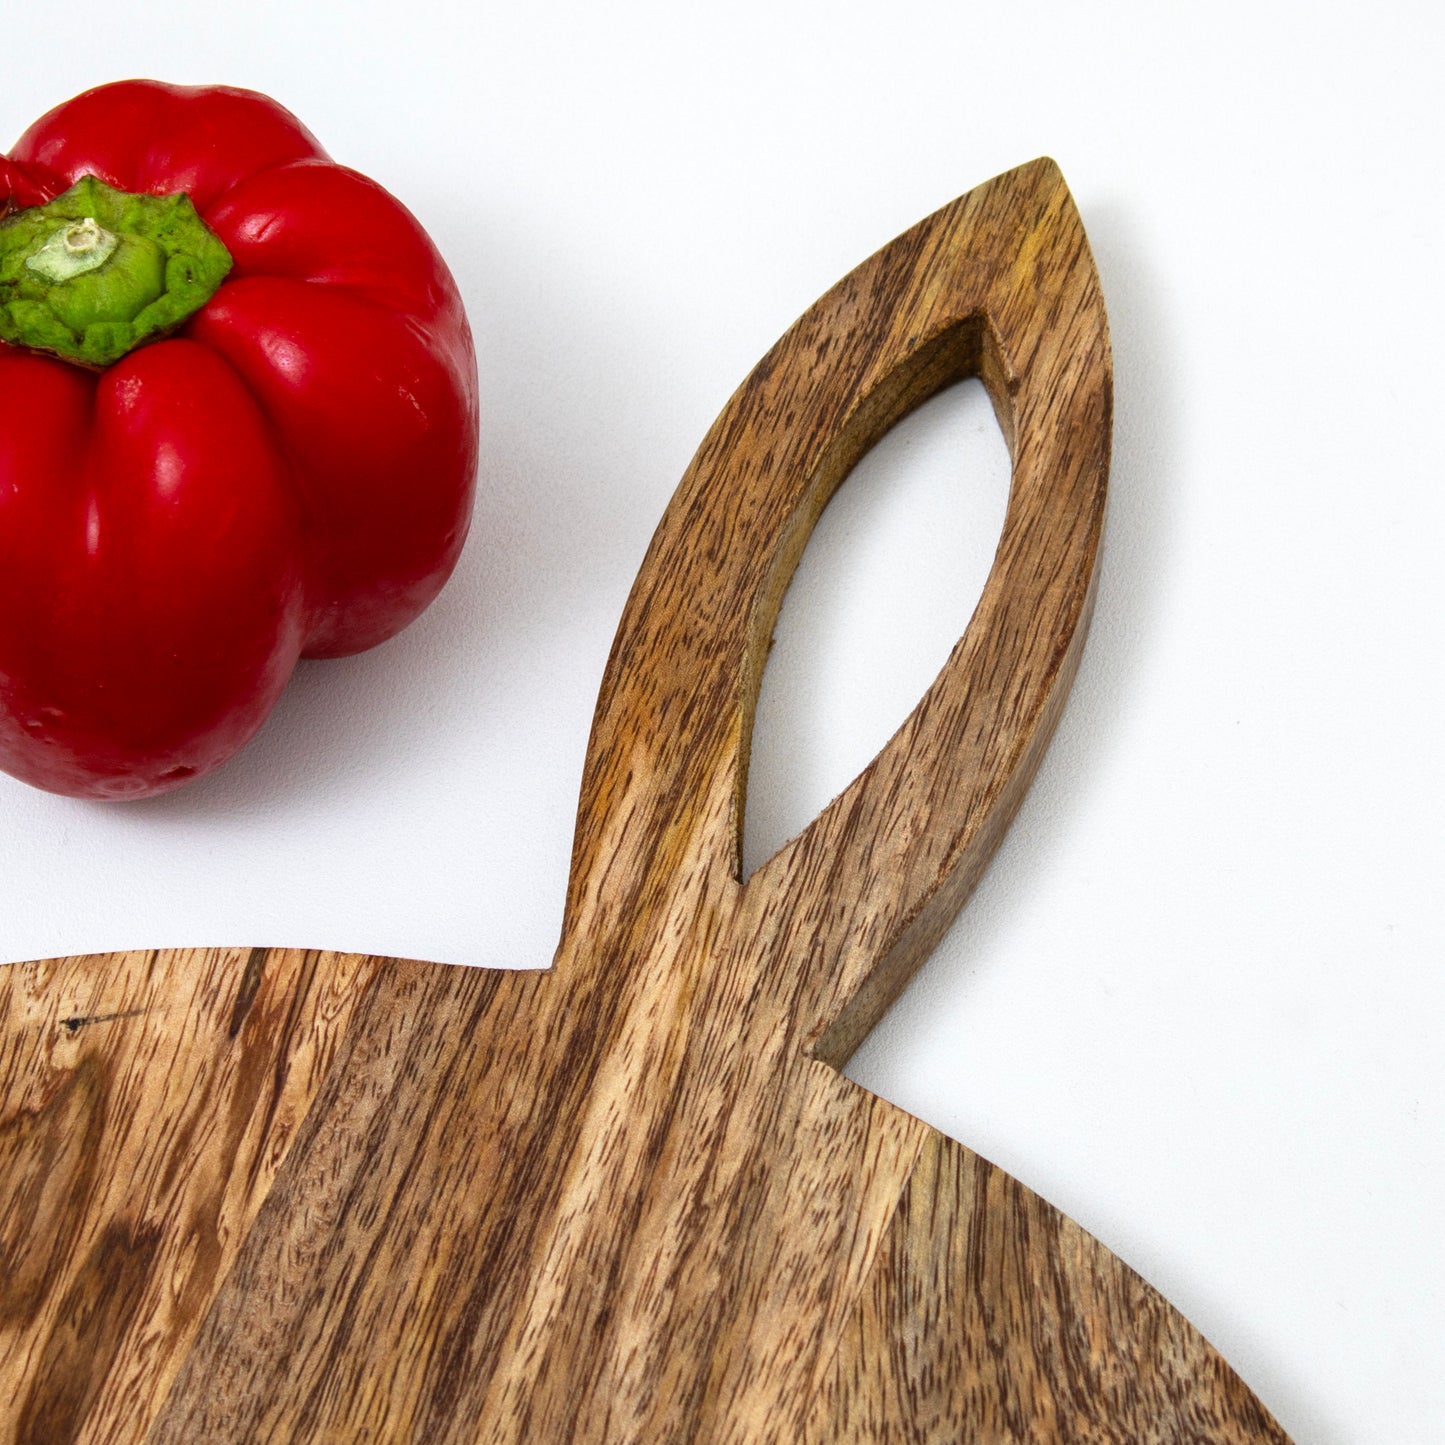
[0, 160, 1292, 1444]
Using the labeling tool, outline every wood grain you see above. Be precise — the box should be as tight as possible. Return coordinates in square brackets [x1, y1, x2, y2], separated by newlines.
[0, 161, 1292, 1443]
[807, 1135, 1291, 1444]
[1, 947, 378, 1444]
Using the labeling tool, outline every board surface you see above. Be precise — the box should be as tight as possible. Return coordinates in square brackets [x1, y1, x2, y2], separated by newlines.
[0, 162, 1291, 1443]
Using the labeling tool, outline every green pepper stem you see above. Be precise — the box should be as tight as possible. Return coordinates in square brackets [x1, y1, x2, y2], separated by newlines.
[0, 176, 232, 369]
[26, 216, 121, 282]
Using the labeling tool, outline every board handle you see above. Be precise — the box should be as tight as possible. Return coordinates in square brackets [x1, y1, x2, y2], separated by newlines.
[558, 160, 1111, 1055]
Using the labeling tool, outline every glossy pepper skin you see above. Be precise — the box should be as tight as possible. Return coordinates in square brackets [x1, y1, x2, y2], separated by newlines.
[0, 81, 478, 799]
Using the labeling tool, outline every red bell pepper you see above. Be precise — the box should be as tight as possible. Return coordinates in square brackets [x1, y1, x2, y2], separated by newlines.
[0, 80, 478, 798]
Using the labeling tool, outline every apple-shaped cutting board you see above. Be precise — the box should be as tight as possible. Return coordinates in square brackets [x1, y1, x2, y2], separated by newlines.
[1, 161, 1291, 1444]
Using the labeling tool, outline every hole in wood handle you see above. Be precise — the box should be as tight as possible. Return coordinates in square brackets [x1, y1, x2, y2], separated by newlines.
[741, 376, 1011, 879]
[732, 309, 1020, 890]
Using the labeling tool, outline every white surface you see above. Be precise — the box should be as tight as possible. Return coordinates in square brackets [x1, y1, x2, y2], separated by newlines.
[3, 3, 1442, 1439]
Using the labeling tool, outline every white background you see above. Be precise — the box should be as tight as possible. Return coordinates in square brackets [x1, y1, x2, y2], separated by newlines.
[3, 3, 1442, 1439]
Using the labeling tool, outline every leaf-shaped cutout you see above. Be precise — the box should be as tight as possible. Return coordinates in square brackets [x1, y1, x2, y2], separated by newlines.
[742, 377, 1010, 879]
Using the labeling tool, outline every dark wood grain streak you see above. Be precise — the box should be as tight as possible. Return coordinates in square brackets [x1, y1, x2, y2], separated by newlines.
[227, 946, 269, 1039]
[2, 162, 1291, 1443]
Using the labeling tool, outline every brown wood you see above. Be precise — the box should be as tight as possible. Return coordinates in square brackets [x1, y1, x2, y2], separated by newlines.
[1, 948, 380, 1442]
[0, 161, 1291, 1443]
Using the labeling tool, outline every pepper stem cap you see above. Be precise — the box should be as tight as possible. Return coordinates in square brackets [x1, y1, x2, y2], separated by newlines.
[0, 176, 232, 368]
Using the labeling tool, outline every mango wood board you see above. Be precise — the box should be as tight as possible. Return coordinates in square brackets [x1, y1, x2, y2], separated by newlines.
[1, 161, 1293, 1443]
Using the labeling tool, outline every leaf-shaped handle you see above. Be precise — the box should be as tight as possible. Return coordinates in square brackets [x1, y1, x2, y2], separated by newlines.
[558, 160, 1110, 1056]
